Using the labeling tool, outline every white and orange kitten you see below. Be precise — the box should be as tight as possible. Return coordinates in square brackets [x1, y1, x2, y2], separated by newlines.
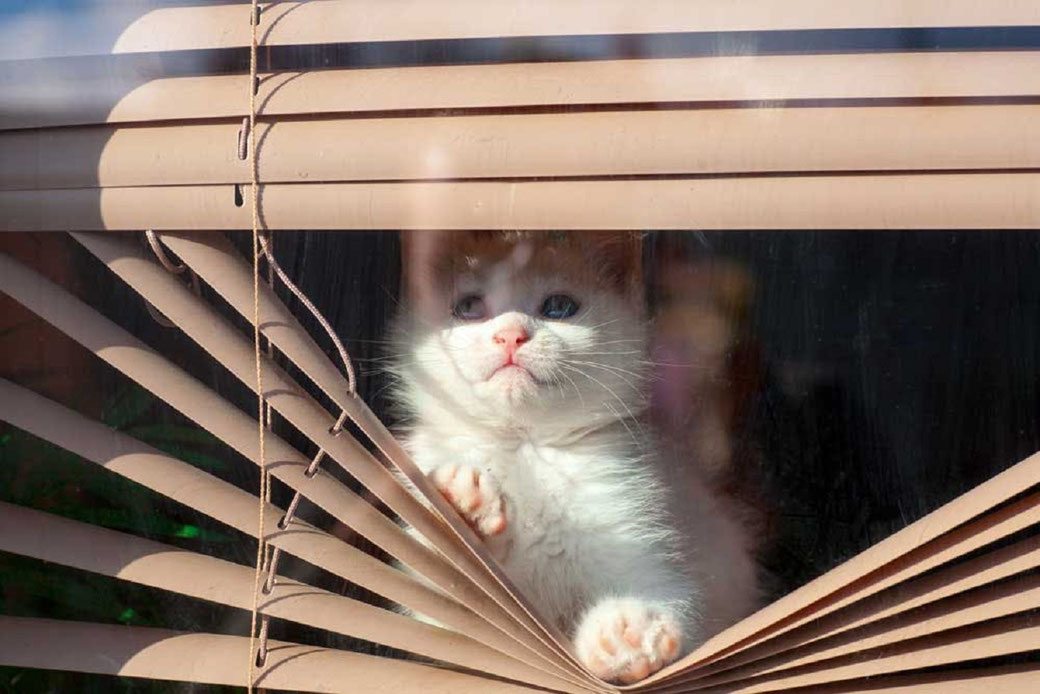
[389, 231, 759, 683]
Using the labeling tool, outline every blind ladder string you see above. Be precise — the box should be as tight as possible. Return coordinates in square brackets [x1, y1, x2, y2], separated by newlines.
[255, 235, 358, 593]
[246, 1, 267, 692]
[141, 192, 358, 686]
[143, 229, 202, 328]
[240, 1, 359, 679]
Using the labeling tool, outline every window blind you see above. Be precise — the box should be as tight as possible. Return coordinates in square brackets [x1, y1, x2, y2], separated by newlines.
[2, 2, 1039, 230]
[1, 1, 1038, 690]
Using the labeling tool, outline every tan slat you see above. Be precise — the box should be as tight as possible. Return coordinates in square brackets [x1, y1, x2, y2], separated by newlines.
[68, 232, 582, 672]
[5, 51, 1040, 131]
[0, 617, 539, 694]
[0, 501, 578, 692]
[3, 0, 1038, 61]
[4, 105, 1040, 191]
[0, 256, 586, 684]
[0, 379, 584, 688]
[694, 614, 1040, 693]
[667, 532, 1040, 685]
[633, 458, 1040, 688]
[3, 174, 1039, 231]
[675, 572, 1040, 690]
[646, 488, 1040, 689]
[796, 662, 1040, 694]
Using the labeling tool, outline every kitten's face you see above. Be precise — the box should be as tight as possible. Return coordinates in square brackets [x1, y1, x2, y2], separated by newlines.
[394, 232, 647, 432]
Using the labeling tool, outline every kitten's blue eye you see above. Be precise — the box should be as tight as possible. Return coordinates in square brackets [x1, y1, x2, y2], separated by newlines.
[452, 294, 487, 320]
[541, 294, 580, 319]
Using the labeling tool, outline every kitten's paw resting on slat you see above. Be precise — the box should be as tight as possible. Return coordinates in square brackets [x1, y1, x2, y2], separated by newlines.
[575, 597, 682, 684]
[429, 463, 508, 538]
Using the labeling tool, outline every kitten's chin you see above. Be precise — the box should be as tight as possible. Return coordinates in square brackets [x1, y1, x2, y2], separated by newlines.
[478, 365, 540, 409]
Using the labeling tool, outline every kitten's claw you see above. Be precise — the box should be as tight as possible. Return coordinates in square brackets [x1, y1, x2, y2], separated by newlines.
[429, 464, 507, 538]
[575, 598, 682, 684]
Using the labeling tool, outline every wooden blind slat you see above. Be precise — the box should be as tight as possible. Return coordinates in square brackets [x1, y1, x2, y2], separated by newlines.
[3, 174, 1039, 231]
[0, 502, 579, 691]
[3, 0, 1037, 62]
[680, 533, 1040, 684]
[789, 663, 1040, 694]
[3, 105, 1039, 191]
[0, 379, 573, 681]
[4, 51, 1039, 131]
[655, 489, 1040, 685]
[682, 573, 1040, 690]
[692, 614, 1040, 693]
[0, 617, 539, 694]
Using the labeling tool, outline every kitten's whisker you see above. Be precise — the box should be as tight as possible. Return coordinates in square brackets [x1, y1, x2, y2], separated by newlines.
[579, 317, 622, 331]
[559, 363, 644, 440]
[565, 360, 642, 389]
[567, 350, 643, 356]
[590, 339, 645, 346]
[344, 337, 399, 345]
[366, 380, 398, 401]
[601, 401, 641, 446]
[638, 360, 716, 372]
[556, 367, 587, 409]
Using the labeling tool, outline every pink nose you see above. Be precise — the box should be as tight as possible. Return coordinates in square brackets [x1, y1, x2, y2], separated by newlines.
[493, 326, 530, 354]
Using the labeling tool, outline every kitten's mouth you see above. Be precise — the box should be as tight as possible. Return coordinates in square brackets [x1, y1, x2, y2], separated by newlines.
[489, 362, 539, 383]
[491, 363, 529, 377]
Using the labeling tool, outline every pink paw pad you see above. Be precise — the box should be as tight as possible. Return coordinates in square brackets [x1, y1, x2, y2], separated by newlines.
[576, 598, 683, 684]
[429, 463, 507, 538]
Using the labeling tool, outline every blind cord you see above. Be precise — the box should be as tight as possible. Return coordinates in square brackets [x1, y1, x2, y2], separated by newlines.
[247, 1, 267, 691]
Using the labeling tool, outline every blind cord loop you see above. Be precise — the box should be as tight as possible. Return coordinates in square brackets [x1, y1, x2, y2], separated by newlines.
[238, 117, 250, 161]
[143, 230, 202, 328]
[264, 408, 348, 595]
[249, 233, 357, 604]
[256, 233, 358, 395]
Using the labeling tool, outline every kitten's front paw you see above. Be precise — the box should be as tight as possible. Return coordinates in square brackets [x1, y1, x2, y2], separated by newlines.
[429, 464, 507, 538]
[575, 598, 682, 684]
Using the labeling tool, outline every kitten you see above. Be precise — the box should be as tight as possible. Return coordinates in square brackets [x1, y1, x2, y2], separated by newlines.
[389, 231, 759, 683]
